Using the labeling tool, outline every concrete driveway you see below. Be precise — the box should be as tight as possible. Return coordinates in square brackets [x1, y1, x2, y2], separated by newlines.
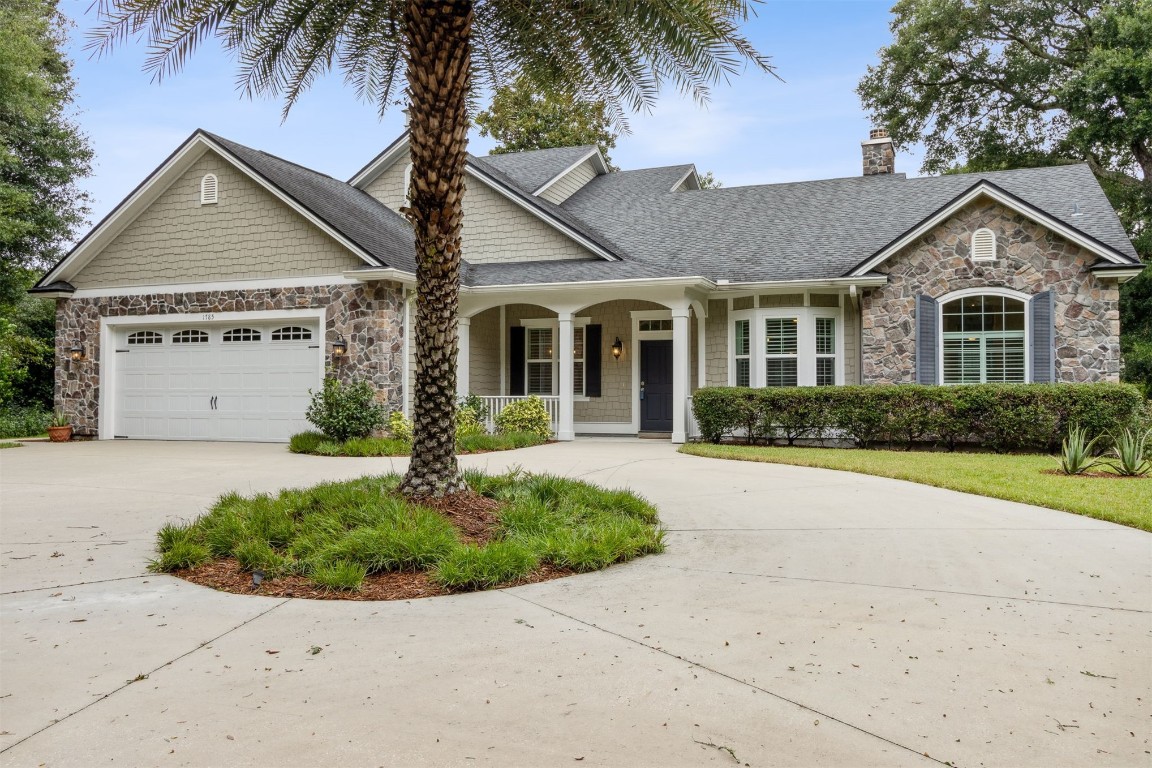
[1, 439, 1149, 768]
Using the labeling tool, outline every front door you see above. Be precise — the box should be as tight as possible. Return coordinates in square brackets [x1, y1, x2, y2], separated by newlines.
[639, 339, 673, 432]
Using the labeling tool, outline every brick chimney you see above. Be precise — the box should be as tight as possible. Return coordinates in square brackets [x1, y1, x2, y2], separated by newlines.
[861, 128, 895, 175]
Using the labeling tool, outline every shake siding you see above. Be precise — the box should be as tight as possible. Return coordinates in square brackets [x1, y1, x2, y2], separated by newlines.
[573, 299, 664, 424]
[74, 152, 363, 288]
[538, 159, 598, 205]
[705, 299, 728, 386]
[363, 159, 409, 211]
[468, 307, 501, 395]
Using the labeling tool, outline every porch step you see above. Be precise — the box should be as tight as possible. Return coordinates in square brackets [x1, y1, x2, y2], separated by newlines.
[637, 431, 672, 440]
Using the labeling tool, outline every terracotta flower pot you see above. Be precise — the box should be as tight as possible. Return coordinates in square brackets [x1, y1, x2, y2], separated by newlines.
[47, 425, 73, 443]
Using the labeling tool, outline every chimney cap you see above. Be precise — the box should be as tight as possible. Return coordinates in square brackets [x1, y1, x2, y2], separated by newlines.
[869, 128, 889, 140]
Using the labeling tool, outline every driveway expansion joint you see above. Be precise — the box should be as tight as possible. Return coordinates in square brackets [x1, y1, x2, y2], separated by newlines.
[653, 564, 1151, 614]
[0, 598, 290, 755]
[0, 574, 153, 596]
[501, 590, 950, 767]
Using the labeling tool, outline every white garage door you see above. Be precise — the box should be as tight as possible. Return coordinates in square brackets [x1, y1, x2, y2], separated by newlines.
[114, 320, 321, 442]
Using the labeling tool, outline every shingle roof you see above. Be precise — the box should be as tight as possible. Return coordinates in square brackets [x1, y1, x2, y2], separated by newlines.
[549, 162, 1140, 284]
[472, 145, 597, 194]
[206, 133, 416, 272]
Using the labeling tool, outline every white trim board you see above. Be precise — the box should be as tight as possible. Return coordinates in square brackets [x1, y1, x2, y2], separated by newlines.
[72, 275, 360, 299]
[849, 181, 1136, 276]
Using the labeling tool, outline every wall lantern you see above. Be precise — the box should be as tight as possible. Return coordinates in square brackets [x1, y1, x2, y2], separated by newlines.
[69, 344, 86, 362]
[611, 337, 623, 360]
[331, 337, 348, 358]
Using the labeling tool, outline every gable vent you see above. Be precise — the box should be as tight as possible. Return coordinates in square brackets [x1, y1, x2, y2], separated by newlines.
[200, 174, 218, 205]
[971, 228, 996, 261]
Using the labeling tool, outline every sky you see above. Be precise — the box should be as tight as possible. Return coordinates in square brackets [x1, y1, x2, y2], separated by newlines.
[58, 0, 925, 227]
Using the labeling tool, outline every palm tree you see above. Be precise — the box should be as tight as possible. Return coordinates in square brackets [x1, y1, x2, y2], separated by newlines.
[92, 0, 774, 498]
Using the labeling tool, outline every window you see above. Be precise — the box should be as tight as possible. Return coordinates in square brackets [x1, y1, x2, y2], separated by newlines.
[941, 294, 1025, 384]
[127, 331, 163, 345]
[638, 319, 672, 332]
[764, 317, 799, 387]
[971, 228, 996, 261]
[734, 319, 751, 386]
[526, 327, 553, 395]
[200, 174, 218, 205]
[271, 326, 312, 341]
[223, 328, 261, 342]
[172, 329, 209, 344]
[815, 317, 836, 386]
[732, 309, 840, 387]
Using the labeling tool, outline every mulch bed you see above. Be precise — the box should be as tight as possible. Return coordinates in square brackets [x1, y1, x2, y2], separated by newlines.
[173, 558, 574, 601]
[171, 490, 575, 601]
[1041, 469, 1147, 480]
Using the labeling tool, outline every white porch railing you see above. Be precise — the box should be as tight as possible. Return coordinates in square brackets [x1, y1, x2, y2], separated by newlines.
[476, 396, 560, 434]
[686, 397, 701, 440]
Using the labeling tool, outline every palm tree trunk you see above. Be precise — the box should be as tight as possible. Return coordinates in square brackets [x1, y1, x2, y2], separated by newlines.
[398, 0, 473, 499]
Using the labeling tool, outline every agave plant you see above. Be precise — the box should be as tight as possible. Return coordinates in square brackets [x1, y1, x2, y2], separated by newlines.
[1105, 427, 1152, 477]
[1057, 424, 1104, 475]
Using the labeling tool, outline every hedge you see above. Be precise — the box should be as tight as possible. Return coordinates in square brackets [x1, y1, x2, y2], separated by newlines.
[691, 383, 1147, 452]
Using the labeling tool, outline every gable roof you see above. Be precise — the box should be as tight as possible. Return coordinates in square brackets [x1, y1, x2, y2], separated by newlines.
[34, 130, 418, 292]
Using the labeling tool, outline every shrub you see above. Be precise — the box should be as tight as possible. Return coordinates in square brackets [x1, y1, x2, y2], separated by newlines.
[386, 411, 413, 442]
[494, 395, 553, 439]
[690, 383, 1145, 453]
[0, 406, 49, 439]
[305, 378, 385, 442]
[456, 398, 487, 439]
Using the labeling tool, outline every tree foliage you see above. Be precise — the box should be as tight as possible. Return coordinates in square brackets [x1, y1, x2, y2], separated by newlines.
[859, 0, 1152, 393]
[476, 75, 618, 169]
[1, 0, 92, 292]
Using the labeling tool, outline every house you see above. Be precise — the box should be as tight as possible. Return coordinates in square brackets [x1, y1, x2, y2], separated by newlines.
[33, 128, 1143, 444]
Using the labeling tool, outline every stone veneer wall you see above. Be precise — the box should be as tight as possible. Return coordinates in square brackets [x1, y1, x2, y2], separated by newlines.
[55, 282, 404, 437]
[861, 200, 1120, 384]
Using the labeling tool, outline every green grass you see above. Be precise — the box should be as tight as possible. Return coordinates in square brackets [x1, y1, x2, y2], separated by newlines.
[0, 441, 21, 449]
[288, 430, 548, 457]
[152, 470, 663, 593]
[680, 443, 1152, 532]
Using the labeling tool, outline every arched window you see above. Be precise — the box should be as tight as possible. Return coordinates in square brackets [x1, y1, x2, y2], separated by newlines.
[971, 228, 996, 261]
[941, 294, 1025, 383]
[222, 328, 261, 342]
[200, 174, 218, 205]
[127, 330, 163, 345]
[172, 329, 209, 344]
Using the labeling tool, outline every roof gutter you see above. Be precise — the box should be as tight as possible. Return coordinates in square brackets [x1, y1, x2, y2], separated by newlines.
[1089, 264, 1145, 283]
[711, 275, 889, 291]
[461, 275, 715, 293]
[343, 268, 417, 286]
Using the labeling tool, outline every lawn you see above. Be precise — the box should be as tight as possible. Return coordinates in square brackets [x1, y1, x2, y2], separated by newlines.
[288, 430, 548, 456]
[680, 443, 1152, 532]
[153, 469, 664, 596]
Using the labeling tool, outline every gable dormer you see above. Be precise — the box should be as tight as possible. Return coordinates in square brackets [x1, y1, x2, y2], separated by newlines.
[533, 150, 610, 204]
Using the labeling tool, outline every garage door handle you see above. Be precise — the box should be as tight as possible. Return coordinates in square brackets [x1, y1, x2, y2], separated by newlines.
[210, 396, 217, 410]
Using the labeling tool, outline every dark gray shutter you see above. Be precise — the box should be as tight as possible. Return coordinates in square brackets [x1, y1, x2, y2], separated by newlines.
[1030, 291, 1055, 383]
[915, 294, 939, 385]
[584, 324, 602, 397]
[509, 326, 526, 396]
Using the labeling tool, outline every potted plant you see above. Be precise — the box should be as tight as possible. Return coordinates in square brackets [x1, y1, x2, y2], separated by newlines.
[47, 410, 72, 443]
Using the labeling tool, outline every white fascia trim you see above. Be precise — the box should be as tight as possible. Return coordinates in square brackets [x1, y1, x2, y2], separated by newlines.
[101, 308, 326, 327]
[670, 166, 701, 192]
[342, 268, 417, 285]
[531, 149, 603, 196]
[850, 183, 1135, 276]
[464, 165, 620, 262]
[348, 132, 411, 188]
[463, 276, 714, 294]
[30, 290, 74, 299]
[1091, 267, 1144, 282]
[71, 275, 360, 299]
[710, 276, 889, 293]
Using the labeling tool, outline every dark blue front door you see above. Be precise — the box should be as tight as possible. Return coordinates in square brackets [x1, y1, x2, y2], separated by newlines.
[639, 340, 673, 431]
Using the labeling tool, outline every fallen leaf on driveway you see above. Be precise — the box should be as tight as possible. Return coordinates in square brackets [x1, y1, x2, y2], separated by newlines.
[265, 650, 279, 655]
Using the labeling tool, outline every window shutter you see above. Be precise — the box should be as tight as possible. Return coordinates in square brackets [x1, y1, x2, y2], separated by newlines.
[584, 324, 602, 397]
[509, 326, 526, 396]
[915, 294, 939, 385]
[1029, 291, 1055, 383]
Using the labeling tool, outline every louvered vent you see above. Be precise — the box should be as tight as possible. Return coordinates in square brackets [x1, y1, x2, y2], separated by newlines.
[971, 228, 996, 261]
[200, 174, 218, 205]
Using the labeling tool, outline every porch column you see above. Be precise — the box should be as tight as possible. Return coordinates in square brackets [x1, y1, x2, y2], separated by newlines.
[457, 316, 470, 398]
[672, 306, 691, 444]
[557, 311, 575, 441]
